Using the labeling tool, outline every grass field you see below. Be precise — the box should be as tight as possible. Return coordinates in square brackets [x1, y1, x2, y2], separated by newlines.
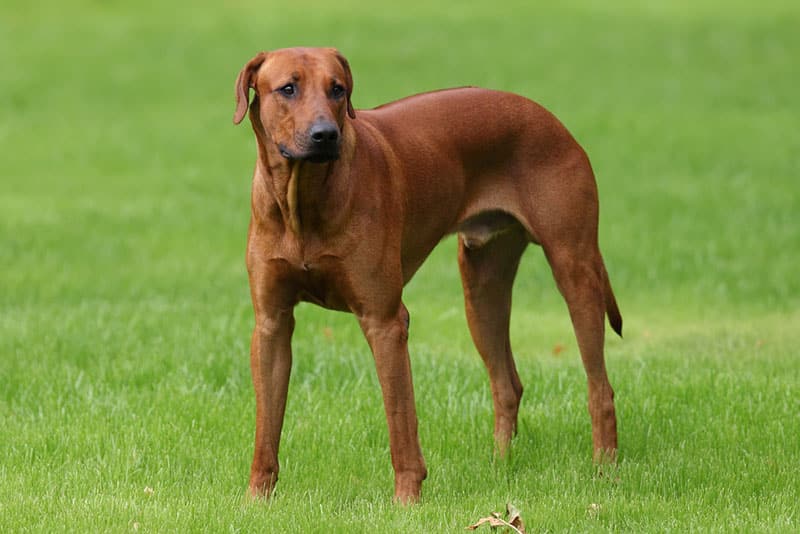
[2, 0, 798, 531]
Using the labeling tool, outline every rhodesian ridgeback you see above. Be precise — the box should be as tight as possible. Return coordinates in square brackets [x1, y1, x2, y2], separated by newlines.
[233, 47, 622, 503]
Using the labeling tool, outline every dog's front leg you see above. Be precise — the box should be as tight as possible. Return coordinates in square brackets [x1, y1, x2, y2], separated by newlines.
[249, 306, 294, 498]
[359, 304, 428, 503]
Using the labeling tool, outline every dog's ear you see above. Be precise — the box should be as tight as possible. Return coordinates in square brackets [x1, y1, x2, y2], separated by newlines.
[233, 52, 268, 125]
[333, 49, 356, 119]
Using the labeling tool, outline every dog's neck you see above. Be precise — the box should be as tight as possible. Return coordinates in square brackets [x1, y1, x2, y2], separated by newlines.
[271, 156, 331, 236]
[251, 117, 355, 238]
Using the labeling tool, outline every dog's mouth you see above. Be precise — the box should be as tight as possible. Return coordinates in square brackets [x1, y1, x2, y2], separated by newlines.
[278, 144, 340, 164]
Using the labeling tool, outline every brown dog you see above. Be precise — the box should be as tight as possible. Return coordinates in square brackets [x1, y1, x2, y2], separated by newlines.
[233, 47, 622, 503]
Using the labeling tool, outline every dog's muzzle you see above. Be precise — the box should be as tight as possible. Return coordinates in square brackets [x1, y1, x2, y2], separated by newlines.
[306, 121, 340, 162]
[280, 121, 341, 163]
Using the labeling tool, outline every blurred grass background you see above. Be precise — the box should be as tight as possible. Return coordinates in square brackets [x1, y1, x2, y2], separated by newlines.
[1, 0, 798, 531]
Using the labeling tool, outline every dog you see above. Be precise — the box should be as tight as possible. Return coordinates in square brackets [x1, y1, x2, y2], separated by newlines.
[233, 47, 622, 503]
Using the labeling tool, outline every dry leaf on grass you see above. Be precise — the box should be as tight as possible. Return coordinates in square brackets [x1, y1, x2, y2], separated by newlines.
[506, 503, 526, 532]
[466, 504, 526, 533]
[466, 512, 507, 530]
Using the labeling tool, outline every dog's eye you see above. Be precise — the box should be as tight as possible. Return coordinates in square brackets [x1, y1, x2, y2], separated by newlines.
[278, 83, 296, 97]
[331, 84, 345, 98]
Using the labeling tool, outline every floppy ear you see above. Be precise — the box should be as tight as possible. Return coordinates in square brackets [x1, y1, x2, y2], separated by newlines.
[333, 50, 356, 119]
[233, 52, 268, 125]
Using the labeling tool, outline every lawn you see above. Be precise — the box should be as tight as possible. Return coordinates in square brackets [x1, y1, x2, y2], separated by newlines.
[1, 0, 798, 531]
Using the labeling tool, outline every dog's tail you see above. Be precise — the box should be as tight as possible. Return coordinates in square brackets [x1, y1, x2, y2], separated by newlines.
[601, 260, 623, 337]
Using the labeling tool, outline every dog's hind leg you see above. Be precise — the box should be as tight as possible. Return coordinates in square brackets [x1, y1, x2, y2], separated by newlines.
[544, 242, 618, 460]
[458, 219, 528, 455]
[518, 155, 620, 461]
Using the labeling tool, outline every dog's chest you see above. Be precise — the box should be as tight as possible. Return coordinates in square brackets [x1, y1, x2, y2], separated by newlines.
[271, 243, 354, 312]
[293, 262, 351, 312]
[251, 222, 363, 314]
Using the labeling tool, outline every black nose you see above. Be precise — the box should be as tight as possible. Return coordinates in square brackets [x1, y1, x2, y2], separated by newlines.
[309, 122, 339, 144]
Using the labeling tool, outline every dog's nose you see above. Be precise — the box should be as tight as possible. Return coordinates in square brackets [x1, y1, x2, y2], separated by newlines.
[309, 122, 339, 144]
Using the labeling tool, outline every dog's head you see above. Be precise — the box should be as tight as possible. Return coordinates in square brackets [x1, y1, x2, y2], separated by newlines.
[233, 47, 355, 164]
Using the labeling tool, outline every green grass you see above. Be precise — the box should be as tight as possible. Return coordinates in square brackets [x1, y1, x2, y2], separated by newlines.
[2, 0, 798, 531]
